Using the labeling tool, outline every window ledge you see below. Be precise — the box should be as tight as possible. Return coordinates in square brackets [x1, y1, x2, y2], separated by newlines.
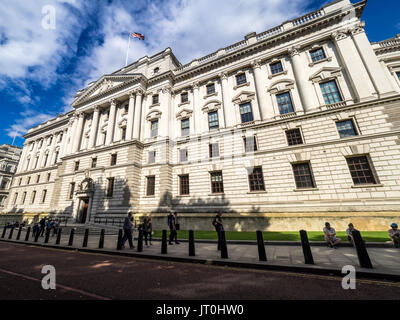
[293, 188, 319, 192]
[178, 101, 190, 107]
[309, 56, 332, 67]
[176, 194, 190, 198]
[208, 193, 225, 196]
[144, 195, 155, 198]
[149, 103, 160, 108]
[204, 92, 218, 99]
[268, 70, 288, 79]
[233, 82, 250, 90]
[247, 191, 267, 194]
[351, 184, 384, 188]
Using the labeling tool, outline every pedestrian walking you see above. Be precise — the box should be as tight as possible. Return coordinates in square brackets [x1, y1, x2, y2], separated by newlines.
[39, 217, 46, 236]
[168, 212, 179, 245]
[32, 223, 39, 239]
[212, 211, 224, 251]
[121, 212, 134, 249]
[143, 217, 153, 247]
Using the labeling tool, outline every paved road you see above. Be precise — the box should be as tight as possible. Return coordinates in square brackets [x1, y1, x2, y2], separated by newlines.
[0, 242, 399, 300]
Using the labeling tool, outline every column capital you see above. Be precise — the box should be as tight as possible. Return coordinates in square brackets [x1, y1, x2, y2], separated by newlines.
[93, 105, 101, 112]
[129, 91, 136, 99]
[192, 82, 200, 90]
[251, 59, 262, 69]
[134, 88, 144, 96]
[108, 98, 119, 106]
[219, 72, 229, 80]
[350, 23, 365, 36]
[162, 86, 172, 94]
[331, 30, 349, 42]
[288, 46, 301, 57]
[78, 112, 85, 119]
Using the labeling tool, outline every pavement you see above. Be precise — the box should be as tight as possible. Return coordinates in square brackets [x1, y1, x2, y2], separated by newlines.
[1, 227, 399, 281]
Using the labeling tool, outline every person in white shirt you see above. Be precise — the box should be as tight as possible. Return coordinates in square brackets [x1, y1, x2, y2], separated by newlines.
[346, 223, 357, 246]
[323, 222, 341, 249]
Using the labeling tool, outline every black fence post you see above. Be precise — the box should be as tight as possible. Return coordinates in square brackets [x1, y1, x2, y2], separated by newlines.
[220, 231, 228, 259]
[56, 228, 62, 245]
[352, 230, 373, 269]
[137, 230, 143, 252]
[1, 227, 6, 238]
[25, 227, 31, 241]
[82, 229, 89, 247]
[256, 231, 267, 261]
[117, 229, 123, 250]
[161, 230, 167, 254]
[68, 229, 75, 246]
[34, 228, 40, 242]
[8, 227, 15, 240]
[16, 227, 22, 241]
[217, 230, 221, 251]
[299, 230, 314, 265]
[44, 229, 50, 243]
[99, 229, 105, 249]
[189, 230, 195, 256]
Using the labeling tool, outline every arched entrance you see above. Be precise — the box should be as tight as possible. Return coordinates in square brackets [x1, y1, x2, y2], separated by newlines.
[75, 177, 94, 224]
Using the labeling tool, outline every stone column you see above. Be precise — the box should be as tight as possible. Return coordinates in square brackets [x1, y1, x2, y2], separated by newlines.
[72, 112, 85, 153]
[192, 82, 201, 133]
[16, 144, 28, 173]
[48, 134, 57, 166]
[88, 106, 100, 149]
[59, 128, 68, 159]
[106, 100, 117, 145]
[219, 72, 232, 128]
[288, 47, 313, 113]
[133, 90, 143, 140]
[350, 25, 396, 98]
[66, 116, 78, 155]
[126, 93, 136, 140]
[251, 60, 271, 120]
[29, 142, 39, 171]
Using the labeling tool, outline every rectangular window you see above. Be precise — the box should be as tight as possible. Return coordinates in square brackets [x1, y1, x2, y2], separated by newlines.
[106, 177, 114, 197]
[54, 151, 59, 164]
[148, 151, 156, 164]
[13, 193, 18, 205]
[209, 143, 219, 158]
[292, 162, 315, 189]
[43, 154, 49, 167]
[146, 176, 155, 196]
[310, 48, 326, 62]
[47, 173, 51, 182]
[286, 128, 303, 146]
[69, 182, 75, 200]
[110, 154, 117, 166]
[19, 178, 22, 186]
[180, 148, 188, 162]
[27, 177, 31, 185]
[210, 171, 224, 194]
[22, 192, 27, 204]
[248, 167, 265, 192]
[270, 61, 283, 75]
[276, 92, 294, 114]
[151, 120, 158, 137]
[206, 83, 215, 95]
[336, 119, 357, 138]
[236, 73, 247, 86]
[244, 136, 258, 153]
[346, 156, 377, 185]
[152, 94, 159, 105]
[179, 175, 190, 195]
[121, 127, 126, 141]
[42, 190, 47, 203]
[31, 191, 36, 204]
[91, 158, 97, 168]
[239, 103, 254, 123]
[208, 111, 219, 130]
[181, 118, 190, 136]
[74, 161, 80, 171]
[36, 175, 40, 183]
[181, 92, 188, 103]
[320, 80, 342, 105]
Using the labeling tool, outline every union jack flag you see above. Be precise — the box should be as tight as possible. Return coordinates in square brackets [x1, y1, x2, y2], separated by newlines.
[130, 32, 145, 40]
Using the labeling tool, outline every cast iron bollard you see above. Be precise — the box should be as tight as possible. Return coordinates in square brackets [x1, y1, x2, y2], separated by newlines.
[8, 227, 14, 240]
[1, 227, 6, 238]
[25, 227, 31, 241]
[161, 230, 167, 254]
[34, 228, 40, 242]
[352, 230, 373, 269]
[256, 231, 267, 261]
[99, 229, 105, 249]
[56, 228, 62, 245]
[82, 229, 89, 247]
[137, 230, 143, 252]
[16, 226, 22, 240]
[189, 230, 195, 256]
[220, 230, 228, 259]
[299, 230, 314, 265]
[117, 229, 123, 250]
[217, 230, 221, 251]
[68, 229, 75, 246]
[44, 229, 50, 243]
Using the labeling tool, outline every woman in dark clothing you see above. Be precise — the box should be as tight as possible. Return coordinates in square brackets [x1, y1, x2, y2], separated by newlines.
[143, 217, 153, 247]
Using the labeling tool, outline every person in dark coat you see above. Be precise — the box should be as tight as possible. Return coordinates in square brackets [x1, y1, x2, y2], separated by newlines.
[39, 218, 46, 236]
[212, 211, 224, 251]
[143, 217, 153, 247]
[168, 212, 179, 245]
[121, 212, 134, 249]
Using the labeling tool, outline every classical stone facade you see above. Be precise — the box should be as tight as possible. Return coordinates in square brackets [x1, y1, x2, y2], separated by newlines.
[4, 0, 400, 230]
[0, 144, 22, 209]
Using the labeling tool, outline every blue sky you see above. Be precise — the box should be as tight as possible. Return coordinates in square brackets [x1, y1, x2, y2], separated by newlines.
[0, 0, 399, 147]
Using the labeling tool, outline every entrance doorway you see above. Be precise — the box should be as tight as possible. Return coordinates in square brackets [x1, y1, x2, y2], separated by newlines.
[77, 198, 90, 224]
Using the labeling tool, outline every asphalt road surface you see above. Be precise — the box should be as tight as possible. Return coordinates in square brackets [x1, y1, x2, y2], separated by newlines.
[0, 242, 399, 300]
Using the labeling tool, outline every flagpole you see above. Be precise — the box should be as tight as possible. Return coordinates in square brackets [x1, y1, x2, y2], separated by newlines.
[125, 33, 131, 67]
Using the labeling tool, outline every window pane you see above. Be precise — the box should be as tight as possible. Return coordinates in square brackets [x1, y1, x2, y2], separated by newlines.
[209, 143, 219, 158]
[180, 148, 188, 162]
[181, 92, 188, 103]
[270, 61, 283, 75]
[206, 84, 215, 95]
[248, 167, 265, 191]
[336, 119, 357, 138]
[320, 80, 342, 105]
[236, 73, 246, 86]
[310, 48, 326, 62]
[239, 103, 254, 123]
[208, 111, 219, 130]
[148, 151, 156, 164]
[147, 176, 155, 196]
[179, 175, 190, 195]
[346, 156, 376, 185]
[292, 163, 315, 189]
[244, 136, 257, 152]
[276, 93, 294, 114]
[210, 171, 224, 193]
[151, 120, 158, 137]
[286, 128, 303, 146]
[181, 119, 190, 136]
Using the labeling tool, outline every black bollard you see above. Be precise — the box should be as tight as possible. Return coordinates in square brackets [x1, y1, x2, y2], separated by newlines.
[1, 227, 6, 238]
[220, 231, 228, 259]
[217, 230, 221, 251]
[44, 229, 50, 243]
[161, 230, 167, 254]
[189, 230, 195, 256]
[25, 227, 31, 241]
[352, 230, 373, 269]
[68, 229, 75, 246]
[117, 229, 123, 250]
[16, 226, 22, 241]
[56, 228, 62, 245]
[82, 229, 89, 247]
[299, 230, 314, 265]
[8, 227, 15, 240]
[34, 228, 40, 242]
[98, 229, 105, 249]
[256, 231, 267, 261]
[137, 230, 143, 252]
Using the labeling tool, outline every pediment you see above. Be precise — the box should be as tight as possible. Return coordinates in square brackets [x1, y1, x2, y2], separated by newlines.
[231, 91, 255, 104]
[202, 100, 222, 113]
[268, 78, 295, 94]
[176, 108, 193, 120]
[309, 67, 342, 82]
[146, 109, 162, 121]
[72, 74, 144, 107]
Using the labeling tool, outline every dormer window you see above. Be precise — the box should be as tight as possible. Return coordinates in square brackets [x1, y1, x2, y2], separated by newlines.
[236, 73, 247, 86]
[181, 92, 188, 103]
[310, 48, 326, 63]
[206, 83, 215, 95]
[152, 94, 159, 105]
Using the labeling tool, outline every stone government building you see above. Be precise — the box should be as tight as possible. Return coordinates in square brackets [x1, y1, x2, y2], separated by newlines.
[0, 144, 22, 209]
[4, 0, 400, 231]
